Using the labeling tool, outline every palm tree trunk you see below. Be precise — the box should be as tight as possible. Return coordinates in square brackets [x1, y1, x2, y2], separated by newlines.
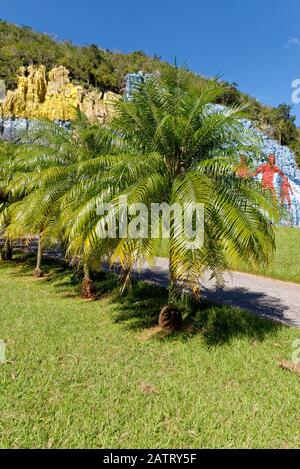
[168, 256, 177, 304]
[1, 238, 13, 261]
[81, 263, 96, 299]
[34, 235, 43, 277]
[119, 263, 132, 295]
[158, 255, 182, 330]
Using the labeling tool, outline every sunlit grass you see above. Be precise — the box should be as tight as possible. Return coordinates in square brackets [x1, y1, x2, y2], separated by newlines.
[0, 256, 300, 448]
[232, 227, 300, 283]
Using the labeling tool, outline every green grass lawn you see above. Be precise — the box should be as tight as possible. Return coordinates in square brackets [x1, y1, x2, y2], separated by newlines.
[157, 227, 300, 284]
[0, 256, 300, 448]
[232, 227, 300, 284]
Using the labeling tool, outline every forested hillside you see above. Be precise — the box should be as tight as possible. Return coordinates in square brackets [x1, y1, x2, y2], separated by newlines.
[0, 19, 166, 92]
[0, 19, 299, 164]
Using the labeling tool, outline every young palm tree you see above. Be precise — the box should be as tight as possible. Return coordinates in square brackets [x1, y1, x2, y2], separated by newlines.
[67, 65, 278, 327]
[0, 182, 13, 261]
[0, 141, 19, 261]
[1, 117, 116, 289]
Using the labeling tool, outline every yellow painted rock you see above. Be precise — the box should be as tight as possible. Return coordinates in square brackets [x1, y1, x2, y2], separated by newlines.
[1, 65, 120, 123]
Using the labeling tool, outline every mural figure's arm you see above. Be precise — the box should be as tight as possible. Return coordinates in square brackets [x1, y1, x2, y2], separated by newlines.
[274, 166, 285, 178]
[252, 164, 266, 177]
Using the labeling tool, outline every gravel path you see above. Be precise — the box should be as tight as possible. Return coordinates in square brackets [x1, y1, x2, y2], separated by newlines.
[133, 257, 300, 329]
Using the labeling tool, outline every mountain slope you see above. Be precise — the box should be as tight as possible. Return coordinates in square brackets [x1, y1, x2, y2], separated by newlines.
[0, 19, 299, 165]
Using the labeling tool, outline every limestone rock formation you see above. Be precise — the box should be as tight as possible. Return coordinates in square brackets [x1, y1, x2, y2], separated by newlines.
[1, 65, 119, 123]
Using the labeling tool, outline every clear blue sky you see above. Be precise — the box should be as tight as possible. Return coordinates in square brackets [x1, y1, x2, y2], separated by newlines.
[2, 0, 300, 123]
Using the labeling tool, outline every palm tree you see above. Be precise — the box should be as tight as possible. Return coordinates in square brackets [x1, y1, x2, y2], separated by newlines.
[0, 185, 13, 261]
[67, 65, 278, 327]
[0, 141, 19, 261]
[1, 117, 116, 289]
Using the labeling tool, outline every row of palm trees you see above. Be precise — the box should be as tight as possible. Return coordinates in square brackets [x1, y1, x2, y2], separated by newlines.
[0, 66, 278, 327]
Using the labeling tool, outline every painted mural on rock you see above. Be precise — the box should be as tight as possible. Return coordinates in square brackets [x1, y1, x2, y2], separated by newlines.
[240, 118, 300, 227]
[124, 72, 300, 227]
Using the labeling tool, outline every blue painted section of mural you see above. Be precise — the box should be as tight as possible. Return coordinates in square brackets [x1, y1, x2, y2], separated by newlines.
[0, 117, 70, 141]
[124, 71, 155, 101]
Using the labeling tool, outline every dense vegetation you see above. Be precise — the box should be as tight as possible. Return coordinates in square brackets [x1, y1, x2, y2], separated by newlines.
[0, 19, 165, 92]
[0, 19, 300, 165]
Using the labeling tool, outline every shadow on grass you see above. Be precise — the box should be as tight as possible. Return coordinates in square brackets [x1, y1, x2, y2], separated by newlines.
[0, 253, 282, 345]
[111, 281, 282, 346]
[188, 300, 282, 346]
[0, 252, 120, 300]
[0, 252, 80, 296]
[112, 281, 168, 330]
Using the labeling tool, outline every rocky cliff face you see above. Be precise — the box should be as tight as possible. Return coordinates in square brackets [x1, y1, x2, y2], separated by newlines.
[0, 65, 119, 123]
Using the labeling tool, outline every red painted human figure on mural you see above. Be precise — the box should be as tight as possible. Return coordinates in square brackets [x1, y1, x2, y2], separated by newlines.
[280, 175, 294, 209]
[253, 154, 284, 196]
